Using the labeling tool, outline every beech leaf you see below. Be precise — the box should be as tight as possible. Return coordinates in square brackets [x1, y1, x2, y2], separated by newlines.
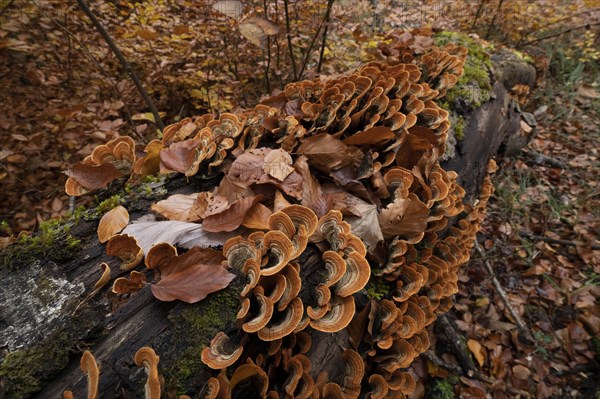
[263, 148, 294, 181]
[294, 155, 333, 217]
[296, 134, 363, 172]
[343, 126, 396, 146]
[343, 198, 384, 253]
[202, 195, 263, 232]
[151, 193, 205, 222]
[65, 163, 121, 190]
[151, 248, 235, 303]
[159, 139, 199, 174]
[378, 193, 429, 237]
[122, 221, 243, 254]
[98, 205, 129, 243]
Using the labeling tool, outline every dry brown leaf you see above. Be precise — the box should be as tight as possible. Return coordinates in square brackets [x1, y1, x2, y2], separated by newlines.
[158, 139, 199, 174]
[378, 193, 428, 237]
[151, 193, 205, 222]
[202, 195, 263, 232]
[341, 195, 384, 253]
[239, 17, 279, 48]
[294, 155, 333, 217]
[241, 203, 272, 230]
[273, 190, 292, 212]
[297, 134, 363, 172]
[65, 163, 121, 191]
[98, 205, 129, 243]
[343, 126, 396, 146]
[467, 339, 486, 367]
[122, 221, 243, 254]
[151, 248, 235, 303]
[263, 148, 294, 181]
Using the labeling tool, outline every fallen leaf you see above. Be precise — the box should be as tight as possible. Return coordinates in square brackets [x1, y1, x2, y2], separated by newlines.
[467, 339, 486, 367]
[343, 126, 396, 146]
[98, 205, 129, 243]
[263, 148, 294, 181]
[151, 193, 205, 222]
[65, 163, 122, 190]
[202, 195, 263, 232]
[339, 194, 384, 252]
[378, 193, 428, 237]
[151, 247, 235, 303]
[159, 139, 200, 174]
[122, 221, 243, 254]
[294, 155, 333, 217]
[241, 203, 272, 230]
[297, 134, 363, 172]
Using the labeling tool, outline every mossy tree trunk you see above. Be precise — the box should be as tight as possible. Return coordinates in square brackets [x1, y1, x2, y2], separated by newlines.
[0, 51, 535, 399]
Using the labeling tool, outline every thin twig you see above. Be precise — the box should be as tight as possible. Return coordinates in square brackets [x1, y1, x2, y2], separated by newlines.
[517, 8, 600, 47]
[518, 231, 600, 250]
[474, 241, 534, 341]
[283, 0, 297, 80]
[75, 0, 165, 131]
[485, 0, 504, 40]
[470, 0, 487, 33]
[519, 22, 600, 47]
[0, 0, 16, 17]
[263, 0, 271, 93]
[298, 0, 335, 79]
[317, 0, 334, 73]
[522, 149, 566, 168]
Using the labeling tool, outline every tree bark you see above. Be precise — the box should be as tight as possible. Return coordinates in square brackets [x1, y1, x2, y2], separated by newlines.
[0, 51, 534, 399]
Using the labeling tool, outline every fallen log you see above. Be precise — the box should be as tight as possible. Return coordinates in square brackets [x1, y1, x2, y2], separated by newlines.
[0, 32, 535, 399]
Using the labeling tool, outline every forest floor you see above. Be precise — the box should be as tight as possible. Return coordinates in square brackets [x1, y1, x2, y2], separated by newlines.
[0, 1, 598, 398]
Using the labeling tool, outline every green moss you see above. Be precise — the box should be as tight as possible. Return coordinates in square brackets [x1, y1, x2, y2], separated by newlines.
[0, 307, 99, 399]
[435, 32, 493, 109]
[453, 115, 466, 140]
[164, 280, 242, 394]
[0, 216, 83, 271]
[95, 194, 125, 214]
[366, 276, 392, 300]
[426, 375, 459, 399]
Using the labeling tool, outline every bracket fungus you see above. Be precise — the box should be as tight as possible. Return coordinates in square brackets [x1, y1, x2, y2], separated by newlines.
[66, 27, 500, 398]
[134, 347, 161, 399]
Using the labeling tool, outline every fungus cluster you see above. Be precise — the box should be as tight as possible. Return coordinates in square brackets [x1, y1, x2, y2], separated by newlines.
[64, 29, 498, 398]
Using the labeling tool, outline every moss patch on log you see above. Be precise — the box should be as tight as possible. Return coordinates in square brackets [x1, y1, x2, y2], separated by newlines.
[162, 279, 243, 396]
[0, 217, 83, 271]
[435, 31, 493, 111]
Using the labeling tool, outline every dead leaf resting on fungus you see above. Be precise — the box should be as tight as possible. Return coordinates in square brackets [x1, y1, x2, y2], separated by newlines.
[341, 196, 384, 252]
[294, 155, 333, 217]
[202, 195, 263, 232]
[65, 163, 121, 192]
[378, 193, 429, 237]
[122, 221, 244, 254]
[151, 247, 235, 303]
[263, 148, 294, 181]
[98, 205, 129, 243]
[297, 134, 363, 172]
[151, 193, 205, 222]
[227, 148, 302, 199]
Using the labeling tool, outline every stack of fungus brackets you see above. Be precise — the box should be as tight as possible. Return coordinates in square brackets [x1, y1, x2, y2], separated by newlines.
[64, 30, 498, 399]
